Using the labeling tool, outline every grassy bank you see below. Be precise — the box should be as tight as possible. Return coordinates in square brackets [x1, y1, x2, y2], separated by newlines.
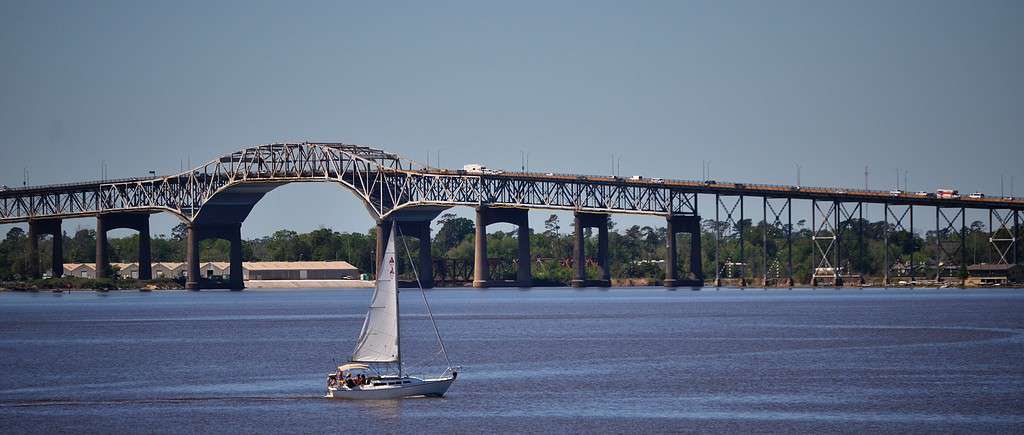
[0, 276, 185, 292]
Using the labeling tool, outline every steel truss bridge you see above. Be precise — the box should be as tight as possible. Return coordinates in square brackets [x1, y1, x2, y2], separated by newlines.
[2, 142, 1021, 289]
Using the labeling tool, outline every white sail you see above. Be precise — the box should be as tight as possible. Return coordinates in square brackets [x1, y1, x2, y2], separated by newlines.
[351, 225, 400, 363]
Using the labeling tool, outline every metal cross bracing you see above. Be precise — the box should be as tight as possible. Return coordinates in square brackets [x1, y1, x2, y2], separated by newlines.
[760, 197, 793, 287]
[883, 204, 915, 285]
[714, 194, 747, 286]
[0, 142, 700, 224]
[933, 207, 967, 282]
[835, 201, 866, 284]
[810, 200, 842, 286]
[989, 209, 1019, 265]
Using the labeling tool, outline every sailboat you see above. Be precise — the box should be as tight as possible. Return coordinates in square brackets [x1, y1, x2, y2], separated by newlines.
[326, 222, 457, 399]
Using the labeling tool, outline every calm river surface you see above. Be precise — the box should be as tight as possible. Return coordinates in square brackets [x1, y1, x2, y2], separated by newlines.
[1, 288, 1022, 433]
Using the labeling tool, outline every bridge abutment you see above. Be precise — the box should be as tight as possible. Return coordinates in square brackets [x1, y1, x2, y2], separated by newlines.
[665, 215, 703, 288]
[473, 206, 531, 288]
[572, 212, 610, 288]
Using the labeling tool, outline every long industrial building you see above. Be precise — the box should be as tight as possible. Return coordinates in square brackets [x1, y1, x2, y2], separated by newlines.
[59, 261, 359, 281]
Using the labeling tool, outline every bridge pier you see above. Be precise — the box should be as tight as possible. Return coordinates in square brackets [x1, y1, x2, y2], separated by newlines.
[377, 219, 435, 289]
[25, 219, 63, 279]
[571, 212, 610, 288]
[664, 215, 703, 288]
[95, 213, 153, 280]
[185, 222, 244, 290]
[473, 206, 531, 288]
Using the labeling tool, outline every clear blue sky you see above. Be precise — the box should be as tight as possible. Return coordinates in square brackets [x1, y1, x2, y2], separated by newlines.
[2, 0, 1022, 238]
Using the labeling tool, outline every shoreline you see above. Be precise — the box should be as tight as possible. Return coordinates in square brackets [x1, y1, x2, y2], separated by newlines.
[2, 281, 1019, 292]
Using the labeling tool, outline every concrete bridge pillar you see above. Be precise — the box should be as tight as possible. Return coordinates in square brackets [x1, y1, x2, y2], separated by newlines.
[377, 219, 435, 289]
[25, 221, 65, 279]
[95, 216, 109, 279]
[27, 219, 64, 279]
[186, 224, 200, 290]
[572, 212, 610, 288]
[28, 220, 64, 278]
[26, 224, 39, 279]
[473, 206, 531, 288]
[137, 218, 152, 280]
[185, 223, 244, 291]
[517, 219, 532, 288]
[473, 208, 488, 288]
[95, 213, 153, 280]
[664, 215, 703, 288]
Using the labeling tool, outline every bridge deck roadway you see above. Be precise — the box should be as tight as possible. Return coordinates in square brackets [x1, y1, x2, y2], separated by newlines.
[421, 169, 1024, 210]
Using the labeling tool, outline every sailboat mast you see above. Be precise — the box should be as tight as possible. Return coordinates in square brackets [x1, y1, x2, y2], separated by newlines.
[393, 222, 402, 378]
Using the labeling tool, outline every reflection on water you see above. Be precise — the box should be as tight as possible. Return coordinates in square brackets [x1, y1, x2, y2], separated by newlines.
[1, 288, 1023, 433]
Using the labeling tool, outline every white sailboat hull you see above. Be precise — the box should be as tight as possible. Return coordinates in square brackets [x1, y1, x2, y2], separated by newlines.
[326, 376, 455, 400]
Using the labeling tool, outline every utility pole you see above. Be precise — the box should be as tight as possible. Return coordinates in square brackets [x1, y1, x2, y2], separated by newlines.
[864, 165, 869, 190]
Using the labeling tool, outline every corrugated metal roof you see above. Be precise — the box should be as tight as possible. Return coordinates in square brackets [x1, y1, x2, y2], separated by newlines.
[967, 263, 1019, 271]
[243, 261, 357, 270]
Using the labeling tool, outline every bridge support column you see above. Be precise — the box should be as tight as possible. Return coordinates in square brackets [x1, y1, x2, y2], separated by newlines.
[517, 220, 531, 288]
[138, 218, 152, 280]
[473, 208, 488, 288]
[185, 222, 244, 290]
[419, 225, 434, 289]
[378, 219, 435, 289]
[26, 220, 64, 279]
[228, 225, 244, 291]
[95, 216, 109, 279]
[472, 206, 531, 288]
[572, 212, 610, 288]
[27, 224, 39, 279]
[95, 213, 153, 281]
[186, 224, 200, 290]
[665, 215, 703, 288]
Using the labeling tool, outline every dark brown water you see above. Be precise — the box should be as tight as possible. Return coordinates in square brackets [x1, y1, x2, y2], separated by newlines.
[1, 288, 1022, 433]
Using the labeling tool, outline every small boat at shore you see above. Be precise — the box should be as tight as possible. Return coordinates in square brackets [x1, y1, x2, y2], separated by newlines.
[326, 223, 456, 400]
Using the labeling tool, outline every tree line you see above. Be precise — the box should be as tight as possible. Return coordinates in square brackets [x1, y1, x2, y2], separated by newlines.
[0, 213, 1010, 283]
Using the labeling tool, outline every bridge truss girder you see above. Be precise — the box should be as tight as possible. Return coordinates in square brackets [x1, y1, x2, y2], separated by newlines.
[0, 142, 699, 224]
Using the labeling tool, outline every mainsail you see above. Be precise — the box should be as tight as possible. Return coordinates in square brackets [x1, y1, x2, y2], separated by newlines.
[351, 225, 400, 363]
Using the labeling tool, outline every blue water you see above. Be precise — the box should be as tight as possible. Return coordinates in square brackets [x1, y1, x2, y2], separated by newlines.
[1, 288, 1022, 433]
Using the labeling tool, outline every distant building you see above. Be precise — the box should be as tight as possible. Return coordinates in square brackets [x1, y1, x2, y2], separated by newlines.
[152, 262, 186, 279]
[64, 263, 95, 278]
[967, 263, 1023, 285]
[243, 261, 359, 280]
[62, 261, 360, 281]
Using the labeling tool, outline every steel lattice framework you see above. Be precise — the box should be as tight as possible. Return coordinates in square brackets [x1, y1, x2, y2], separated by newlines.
[0, 142, 699, 224]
